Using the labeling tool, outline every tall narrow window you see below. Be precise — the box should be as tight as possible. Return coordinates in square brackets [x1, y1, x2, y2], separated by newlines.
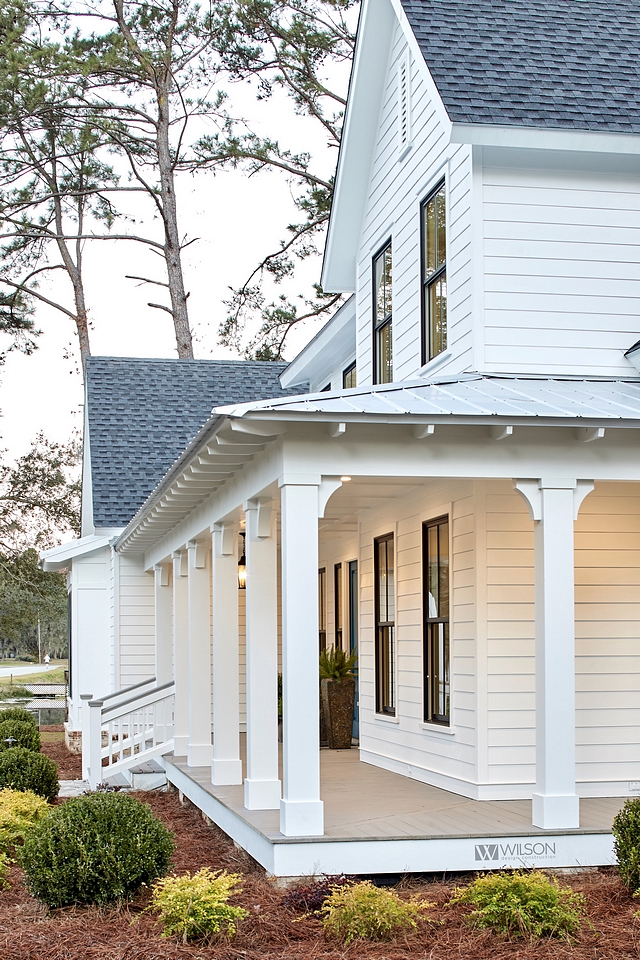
[334, 563, 343, 649]
[374, 534, 395, 715]
[373, 241, 393, 384]
[318, 567, 327, 651]
[423, 516, 450, 725]
[421, 182, 447, 364]
[343, 361, 357, 389]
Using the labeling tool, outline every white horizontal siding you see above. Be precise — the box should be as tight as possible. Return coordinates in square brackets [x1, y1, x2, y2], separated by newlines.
[118, 555, 154, 688]
[353, 479, 478, 790]
[355, 18, 474, 386]
[483, 162, 640, 376]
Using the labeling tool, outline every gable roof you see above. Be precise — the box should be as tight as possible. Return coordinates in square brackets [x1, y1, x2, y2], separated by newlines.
[401, 0, 640, 133]
[85, 357, 297, 528]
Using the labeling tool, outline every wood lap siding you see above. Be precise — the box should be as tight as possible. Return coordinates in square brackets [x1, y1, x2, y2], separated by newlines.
[356, 21, 473, 385]
[484, 480, 640, 795]
[118, 555, 155, 688]
[484, 481, 535, 790]
[575, 482, 640, 792]
[483, 162, 640, 376]
[357, 481, 479, 793]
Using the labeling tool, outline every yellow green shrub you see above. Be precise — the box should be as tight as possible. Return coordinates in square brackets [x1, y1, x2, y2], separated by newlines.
[320, 880, 433, 944]
[0, 788, 50, 850]
[451, 870, 587, 940]
[149, 868, 249, 942]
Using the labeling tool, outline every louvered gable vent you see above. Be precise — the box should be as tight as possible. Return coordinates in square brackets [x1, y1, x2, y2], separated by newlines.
[398, 51, 411, 156]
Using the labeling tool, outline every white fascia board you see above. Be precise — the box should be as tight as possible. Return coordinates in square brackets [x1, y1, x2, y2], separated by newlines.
[40, 534, 112, 571]
[321, 0, 453, 293]
[450, 122, 640, 156]
[280, 297, 356, 389]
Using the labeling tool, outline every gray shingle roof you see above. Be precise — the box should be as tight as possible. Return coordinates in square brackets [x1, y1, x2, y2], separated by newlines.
[400, 0, 640, 132]
[85, 357, 299, 528]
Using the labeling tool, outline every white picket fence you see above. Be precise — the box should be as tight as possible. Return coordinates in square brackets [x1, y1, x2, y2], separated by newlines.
[81, 677, 175, 788]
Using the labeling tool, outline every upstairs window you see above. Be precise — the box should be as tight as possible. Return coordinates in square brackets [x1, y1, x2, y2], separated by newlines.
[373, 241, 393, 384]
[343, 361, 357, 389]
[421, 182, 447, 364]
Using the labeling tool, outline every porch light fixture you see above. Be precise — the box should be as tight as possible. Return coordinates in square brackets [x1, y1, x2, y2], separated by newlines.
[340, 476, 352, 482]
[238, 532, 247, 590]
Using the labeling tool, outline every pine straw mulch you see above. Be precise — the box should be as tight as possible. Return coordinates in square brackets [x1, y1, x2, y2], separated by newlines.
[39, 726, 82, 781]
[0, 784, 639, 960]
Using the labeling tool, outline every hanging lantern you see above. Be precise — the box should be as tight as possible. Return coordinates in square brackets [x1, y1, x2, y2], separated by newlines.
[238, 532, 247, 589]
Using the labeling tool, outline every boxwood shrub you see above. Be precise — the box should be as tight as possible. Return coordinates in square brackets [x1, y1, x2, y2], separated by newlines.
[0, 707, 37, 728]
[613, 798, 640, 891]
[0, 748, 58, 802]
[0, 719, 40, 753]
[21, 792, 175, 907]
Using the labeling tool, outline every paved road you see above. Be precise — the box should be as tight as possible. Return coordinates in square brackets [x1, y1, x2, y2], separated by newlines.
[0, 664, 60, 678]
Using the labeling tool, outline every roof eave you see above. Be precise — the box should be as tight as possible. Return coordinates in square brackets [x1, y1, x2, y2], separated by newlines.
[450, 121, 640, 155]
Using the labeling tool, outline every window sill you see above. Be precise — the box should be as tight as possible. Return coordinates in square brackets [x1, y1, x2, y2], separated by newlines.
[420, 721, 455, 737]
[419, 351, 451, 378]
[374, 713, 400, 724]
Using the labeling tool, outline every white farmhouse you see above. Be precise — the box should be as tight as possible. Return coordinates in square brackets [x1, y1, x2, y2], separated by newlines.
[42, 0, 640, 876]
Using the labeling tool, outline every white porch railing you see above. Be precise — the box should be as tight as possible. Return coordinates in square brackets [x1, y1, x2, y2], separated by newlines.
[81, 679, 175, 788]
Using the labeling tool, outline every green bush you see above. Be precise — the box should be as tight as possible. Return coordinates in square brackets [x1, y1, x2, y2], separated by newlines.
[0, 748, 58, 802]
[452, 871, 586, 940]
[321, 881, 433, 944]
[0, 788, 50, 850]
[0, 719, 40, 752]
[21, 792, 175, 907]
[0, 852, 10, 889]
[0, 688, 32, 701]
[0, 707, 37, 727]
[613, 798, 640, 892]
[150, 869, 248, 941]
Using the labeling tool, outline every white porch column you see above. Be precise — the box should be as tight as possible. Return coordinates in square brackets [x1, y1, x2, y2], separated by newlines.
[154, 563, 173, 686]
[211, 523, 242, 785]
[279, 480, 324, 837]
[172, 550, 189, 756]
[243, 500, 281, 809]
[187, 540, 213, 766]
[515, 478, 593, 830]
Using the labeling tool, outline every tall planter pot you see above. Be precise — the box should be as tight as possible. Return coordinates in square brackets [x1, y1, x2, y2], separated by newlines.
[321, 677, 356, 750]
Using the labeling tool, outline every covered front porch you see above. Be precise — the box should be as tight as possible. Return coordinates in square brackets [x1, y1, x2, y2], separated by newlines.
[161, 741, 621, 876]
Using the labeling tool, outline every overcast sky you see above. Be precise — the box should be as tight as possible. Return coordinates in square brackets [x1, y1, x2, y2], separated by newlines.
[0, 80, 340, 463]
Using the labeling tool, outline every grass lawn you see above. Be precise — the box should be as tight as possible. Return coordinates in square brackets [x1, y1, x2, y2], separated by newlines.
[0, 662, 67, 695]
[1, 735, 638, 960]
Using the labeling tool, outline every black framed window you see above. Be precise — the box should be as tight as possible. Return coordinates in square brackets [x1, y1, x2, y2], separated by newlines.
[343, 361, 357, 389]
[421, 182, 447, 364]
[373, 241, 393, 384]
[334, 563, 343, 649]
[318, 567, 327, 651]
[423, 516, 450, 725]
[374, 534, 395, 715]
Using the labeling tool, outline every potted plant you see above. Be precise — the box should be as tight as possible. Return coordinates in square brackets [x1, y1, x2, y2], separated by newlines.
[319, 647, 357, 749]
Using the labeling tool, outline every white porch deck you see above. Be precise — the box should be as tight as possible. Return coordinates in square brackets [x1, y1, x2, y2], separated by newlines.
[163, 745, 623, 877]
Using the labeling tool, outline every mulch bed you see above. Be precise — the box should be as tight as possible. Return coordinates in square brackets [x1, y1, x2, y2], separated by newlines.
[0, 737, 636, 958]
[40, 728, 82, 781]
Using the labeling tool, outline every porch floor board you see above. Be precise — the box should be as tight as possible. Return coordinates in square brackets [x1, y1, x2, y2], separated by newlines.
[166, 747, 626, 843]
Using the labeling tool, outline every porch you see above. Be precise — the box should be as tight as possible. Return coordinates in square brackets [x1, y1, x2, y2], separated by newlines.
[161, 741, 622, 877]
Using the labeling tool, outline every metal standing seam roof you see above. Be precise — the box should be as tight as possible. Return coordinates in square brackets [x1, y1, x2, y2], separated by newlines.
[399, 0, 640, 133]
[85, 357, 301, 528]
[215, 376, 640, 422]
